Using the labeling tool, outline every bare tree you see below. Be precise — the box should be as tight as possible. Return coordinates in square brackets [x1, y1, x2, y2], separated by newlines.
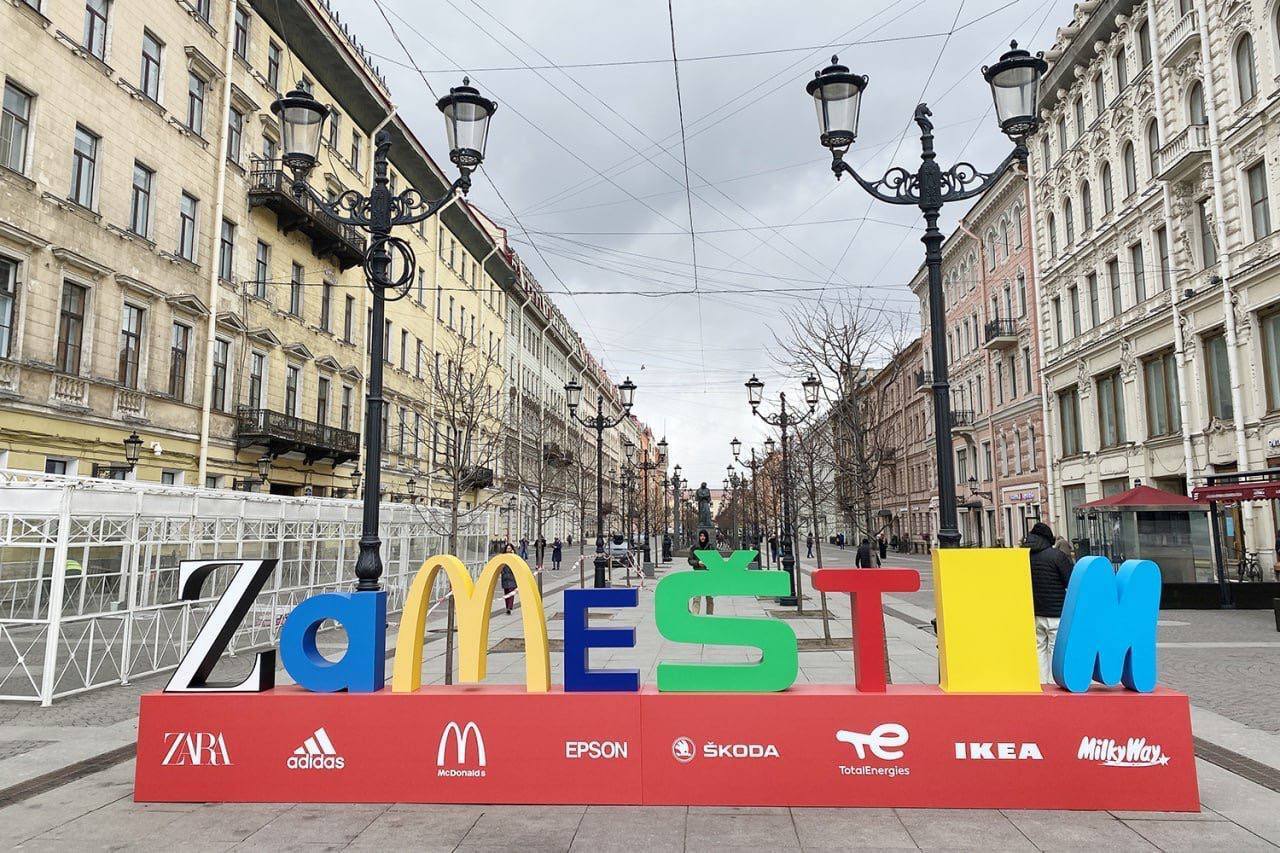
[792, 417, 835, 640]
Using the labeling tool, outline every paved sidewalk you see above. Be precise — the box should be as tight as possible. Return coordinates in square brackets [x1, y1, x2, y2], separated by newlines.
[1, 555, 1279, 850]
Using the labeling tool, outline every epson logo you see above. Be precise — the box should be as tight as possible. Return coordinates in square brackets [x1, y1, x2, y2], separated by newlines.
[566, 740, 629, 759]
[954, 742, 1043, 760]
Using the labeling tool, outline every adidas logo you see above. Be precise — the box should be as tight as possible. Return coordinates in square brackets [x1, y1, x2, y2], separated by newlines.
[286, 727, 346, 770]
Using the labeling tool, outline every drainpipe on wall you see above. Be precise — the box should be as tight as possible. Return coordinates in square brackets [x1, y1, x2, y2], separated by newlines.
[1147, 0, 1198, 494]
[196, 0, 241, 487]
[1193, 0, 1252, 533]
[1022, 162, 1058, 530]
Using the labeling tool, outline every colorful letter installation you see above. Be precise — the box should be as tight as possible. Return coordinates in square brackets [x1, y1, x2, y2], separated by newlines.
[933, 548, 1041, 693]
[391, 554, 549, 693]
[812, 568, 920, 692]
[279, 590, 386, 693]
[654, 550, 798, 692]
[1053, 556, 1161, 693]
[563, 588, 639, 693]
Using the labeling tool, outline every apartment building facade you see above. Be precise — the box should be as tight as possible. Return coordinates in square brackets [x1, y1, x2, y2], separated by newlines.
[910, 170, 1049, 547]
[1028, 0, 1280, 572]
[0, 0, 643, 529]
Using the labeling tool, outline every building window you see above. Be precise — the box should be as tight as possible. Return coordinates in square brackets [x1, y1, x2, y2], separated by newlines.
[1235, 34, 1257, 104]
[1, 82, 32, 174]
[1092, 74, 1105, 119]
[1096, 370, 1126, 447]
[1056, 116, 1067, 156]
[350, 131, 361, 173]
[1114, 51, 1128, 91]
[285, 364, 299, 415]
[1058, 387, 1081, 455]
[1198, 199, 1217, 268]
[118, 303, 143, 388]
[1144, 349, 1180, 436]
[83, 0, 109, 60]
[194, 0, 210, 21]
[248, 350, 265, 407]
[1052, 296, 1062, 345]
[179, 192, 198, 260]
[1063, 200, 1074, 245]
[1261, 310, 1280, 411]
[1247, 162, 1271, 240]
[45, 458, 68, 476]
[228, 107, 244, 162]
[1100, 162, 1114, 213]
[69, 125, 98, 208]
[187, 72, 206, 135]
[1204, 330, 1233, 420]
[343, 294, 354, 343]
[1137, 19, 1151, 67]
[1046, 212, 1057, 257]
[0, 256, 16, 359]
[289, 262, 303, 315]
[129, 162, 153, 237]
[56, 281, 86, 373]
[212, 338, 229, 411]
[267, 41, 281, 90]
[316, 376, 330, 425]
[169, 321, 189, 398]
[1189, 81, 1206, 125]
[254, 240, 269, 298]
[218, 219, 235, 281]
[1086, 272, 1099, 327]
[1073, 97, 1084, 137]
[1023, 346, 1032, 390]
[1121, 142, 1137, 196]
[1017, 273, 1026, 315]
[1145, 121, 1160, 179]
[1155, 226, 1171, 290]
[320, 281, 332, 331]
[400, 329, 408, 369]
[1080, 181, 1093, 231]
[1130, 242, 1146, 303]
[233, 6, 249, 59]
[1068, 285, 1080, 336]
[340, 385, 352, 430]
[140, 30, 163, 101]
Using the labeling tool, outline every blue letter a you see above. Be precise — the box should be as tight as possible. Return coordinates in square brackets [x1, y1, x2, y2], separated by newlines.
[1052, 556, 1161, 693]
[281, 590, 386, 693]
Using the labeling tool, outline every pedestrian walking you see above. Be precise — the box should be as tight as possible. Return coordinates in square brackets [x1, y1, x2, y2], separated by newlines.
[552, 537, 563, 571]
[806, 534, 814, 558]
[534, 535, 546, 569]
[855, 537, 875, 568]
[768, 535, 779, 564]
[877, 533, 888, 562]
[1024, 522, 1075, 683]
[518, 537, 528, 560]
[1054, 535, 1075, 562]
[500, 543, 518, 614]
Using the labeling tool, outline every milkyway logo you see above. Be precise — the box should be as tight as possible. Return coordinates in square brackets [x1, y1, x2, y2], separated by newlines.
[1077, 737, 1170, 768]
[836, 724, 909, 761]
[287, 727, 345, 770]
[671, 736, 696, 764]
[437, 721, 486, 778]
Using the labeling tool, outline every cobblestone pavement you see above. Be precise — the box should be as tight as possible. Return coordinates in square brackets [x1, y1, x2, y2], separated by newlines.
[2, 554, 1280, 850]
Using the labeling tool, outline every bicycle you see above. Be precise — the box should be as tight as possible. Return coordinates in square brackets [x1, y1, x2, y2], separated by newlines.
[1236, 551, 1263, 583]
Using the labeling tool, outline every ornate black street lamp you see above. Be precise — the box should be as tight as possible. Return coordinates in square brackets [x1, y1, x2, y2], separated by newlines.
[271, 78, 496, 591]
[669, 464, 683, 546]
[566, 375, 637, 587]
[731, 437, 766, 560]
[93, 431, 145, 479]
[804, 42, 1044, 548]
[635, 437, 667, 567]
[745, 373, 821, 608]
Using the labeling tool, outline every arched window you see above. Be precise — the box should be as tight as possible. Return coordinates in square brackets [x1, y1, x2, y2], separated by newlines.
[1047, 212, 1058, 257]
[1056, 115, 1068, 155]
[1101, 162, 1115, 212]
[1064, 199, 1075, 244]
[1122, 142, 1137, 195]
[1001, 219, 1010, 254]
[1013, 204, 1024, 247]
[1081, 180, 1094, 230]
[1189, 80, 1207, 125]
[1137, 19, 1152, 67]
[1073, 97, 1085, 136]
[1114, 50, 1128, 90]
[986, 231, 997, 269]
[1146, 120, 1161, 178]
[1013, 427, 1023, 473]
[1093, 74, 1106, 119]
[1235, 34, 1257, 103]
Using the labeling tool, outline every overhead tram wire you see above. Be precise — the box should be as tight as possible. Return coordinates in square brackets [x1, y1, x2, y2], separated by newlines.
[664, 0, 707, 390]
[368, 0, 618, 369]
[516, 0, 1023, 219]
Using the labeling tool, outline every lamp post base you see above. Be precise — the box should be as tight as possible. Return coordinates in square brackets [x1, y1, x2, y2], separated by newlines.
[594, 553, 609, 589]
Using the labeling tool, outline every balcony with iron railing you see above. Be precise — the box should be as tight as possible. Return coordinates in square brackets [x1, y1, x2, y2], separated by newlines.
[236, 407, 361, 465]
[460, 466, 495, 491]
[915, 369, 932, 393]
[247, 158, 367, 269]
[949, 409, 975, 432]
[1156, 124, 1210, 183]
[983, 318, 1018, 349]
[1162, 9, 1200, 63]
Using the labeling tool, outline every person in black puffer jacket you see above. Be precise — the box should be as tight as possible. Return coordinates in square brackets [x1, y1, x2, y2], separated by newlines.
[1023, 521, 1075, 684]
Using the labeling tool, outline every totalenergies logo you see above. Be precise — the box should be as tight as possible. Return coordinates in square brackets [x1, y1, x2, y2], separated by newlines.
[163, 551, 1162, 697]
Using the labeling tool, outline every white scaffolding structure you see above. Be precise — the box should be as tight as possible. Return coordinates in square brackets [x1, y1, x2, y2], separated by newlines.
[0, 472, 491, 704]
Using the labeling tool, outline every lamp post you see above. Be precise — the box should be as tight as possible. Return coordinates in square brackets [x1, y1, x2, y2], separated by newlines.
[745, 373, 822, 608]
[732, 438, 765, 563]
[670, 464, 683, 547]
[271, 77, 496, 592]
[635, 437, 667, 567]
[93, 431, 145, 479]
[565, 376, 637, 587]
[803, 42, 1045, 548]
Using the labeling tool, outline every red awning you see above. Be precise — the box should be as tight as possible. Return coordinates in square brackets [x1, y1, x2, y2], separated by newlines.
[1191, 480, 1280, 503]
[1080, 484, 1204, 510]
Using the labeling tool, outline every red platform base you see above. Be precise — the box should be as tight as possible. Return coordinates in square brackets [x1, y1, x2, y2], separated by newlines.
[136, 685, 1199, 811]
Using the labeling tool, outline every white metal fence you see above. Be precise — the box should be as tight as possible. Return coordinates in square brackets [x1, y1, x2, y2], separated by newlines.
[0, 472, 492, 704]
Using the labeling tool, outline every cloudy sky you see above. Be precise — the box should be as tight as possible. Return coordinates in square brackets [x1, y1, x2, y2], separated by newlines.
[333, 0, 1078, 486]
